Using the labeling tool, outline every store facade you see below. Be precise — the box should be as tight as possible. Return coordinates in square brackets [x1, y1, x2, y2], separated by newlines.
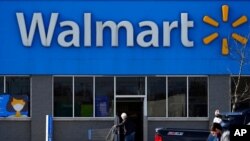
[0, 0, 250, 141]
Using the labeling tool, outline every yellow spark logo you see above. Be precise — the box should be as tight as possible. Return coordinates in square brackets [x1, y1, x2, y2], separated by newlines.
[203, 5, 248, 55]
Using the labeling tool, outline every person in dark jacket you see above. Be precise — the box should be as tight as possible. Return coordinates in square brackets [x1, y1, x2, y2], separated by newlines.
[207, 123, 223, 141]
[116, 113, 136, 141]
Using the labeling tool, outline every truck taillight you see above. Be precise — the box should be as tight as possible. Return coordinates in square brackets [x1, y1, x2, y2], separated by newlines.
[155, 134, 163, 141]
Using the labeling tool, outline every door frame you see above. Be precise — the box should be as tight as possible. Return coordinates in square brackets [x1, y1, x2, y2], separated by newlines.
[114, 95, 147, 141]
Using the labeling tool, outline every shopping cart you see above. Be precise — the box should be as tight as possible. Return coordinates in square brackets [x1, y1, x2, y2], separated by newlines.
[88, 125, 118, 141]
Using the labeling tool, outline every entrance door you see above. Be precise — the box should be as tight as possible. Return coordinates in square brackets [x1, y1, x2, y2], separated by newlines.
[116, 98, 143, 141]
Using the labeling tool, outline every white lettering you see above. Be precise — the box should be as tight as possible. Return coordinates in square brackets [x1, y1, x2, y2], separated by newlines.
[84, 13, 91, 47]
[242, 129, 247, 135]
[58, 21, 80, 47]
[181, 13, 194, 47]
[234, 129, 241, 136]
[96, 21, 134, 47]
[163, 21, 178, 47]
[137, 21, 159, 47]
[16, 12, 195, 48]
[234, 129, 248, 136]
[16, 12, 58, 47]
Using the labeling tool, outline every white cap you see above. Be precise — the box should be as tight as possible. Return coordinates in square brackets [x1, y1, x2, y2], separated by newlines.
[121, 113, 127, 120]
[215, 109, 220, 116]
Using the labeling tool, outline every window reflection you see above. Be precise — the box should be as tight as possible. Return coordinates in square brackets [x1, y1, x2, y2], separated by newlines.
[74, 77, 93, 117]
[168, 77, 187, 117]
[189, 77, 208, 117]
[0, 77, 3, 93]
[51, 76, 208, 118]
[95, 77, 114, 117]
[6, 77, 30, 96]
[147, 77, 166, 117]
[231, 76, 250, 110]
[116, 77, 145, 95]
[54, 77, 73, 117]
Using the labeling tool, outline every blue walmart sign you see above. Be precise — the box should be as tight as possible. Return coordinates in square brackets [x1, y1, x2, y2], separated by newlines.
[0, 1, 249, 75]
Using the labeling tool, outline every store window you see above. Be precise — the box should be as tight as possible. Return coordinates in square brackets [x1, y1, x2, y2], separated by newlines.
[168, 77, 208, 118]
[188, 77, 208, 117]
[116, 77, 145, 95]
[231, 76, 250, 110]
[147, 77, 166, 117]
[95, 77, 114, 117]
[6, 77, 30, 96]
[0, 76, 30, 117]
[0, 77, 3, 93]
[54, 77, 73, 117]
[74, 77, 93, 117]
[52, 76, 207, 118]
[168, 77, 187, 117]
[53, 76, 114, 117]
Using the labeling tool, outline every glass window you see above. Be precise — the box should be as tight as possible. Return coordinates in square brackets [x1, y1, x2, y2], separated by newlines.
[168, 77, 187, 117]
[116, 77, 145, 95]
[5, 77, 30, 117]
[54, 77, 73, 117]
[147, 77, 166, 117]
[95, 77, 114, 117]
[0, 77, 3, 93]
[74, 77, 93, 117]
[188, 77, 208, 117]
[6, 77, 30, 95]
[231, 76, 250, 110]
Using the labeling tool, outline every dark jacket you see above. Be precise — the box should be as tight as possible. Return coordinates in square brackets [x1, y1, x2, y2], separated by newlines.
[117, 118, 135, 135]
[207, 133, 220, 141]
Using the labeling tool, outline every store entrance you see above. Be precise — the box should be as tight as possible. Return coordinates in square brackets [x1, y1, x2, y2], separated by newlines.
[116, 98, 143, 141]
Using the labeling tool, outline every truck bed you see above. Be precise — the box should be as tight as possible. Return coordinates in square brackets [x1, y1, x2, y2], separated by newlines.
[155, 128, 210, 141]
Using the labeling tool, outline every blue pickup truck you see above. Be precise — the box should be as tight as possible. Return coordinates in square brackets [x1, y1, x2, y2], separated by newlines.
[220, 108, 250, 130]
[155, 109, 250, 141]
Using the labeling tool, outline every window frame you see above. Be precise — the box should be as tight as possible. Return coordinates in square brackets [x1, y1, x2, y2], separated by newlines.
[0, 75, 31, 120]
[52, 75, 209, 120]
[147, 76, 166, 117]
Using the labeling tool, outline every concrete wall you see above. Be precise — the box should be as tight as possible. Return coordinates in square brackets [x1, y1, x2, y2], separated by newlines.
[31, 76, 53, 141]
[0, 121, 31, 141]
[54, 120, 113, 141]
[208, 75, 231, 125]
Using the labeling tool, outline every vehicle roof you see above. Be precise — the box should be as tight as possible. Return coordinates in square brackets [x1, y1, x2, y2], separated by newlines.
[220, 108, 250, 116]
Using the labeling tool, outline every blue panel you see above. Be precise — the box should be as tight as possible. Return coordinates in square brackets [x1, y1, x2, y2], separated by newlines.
[48, 115, 53, 141]
[0, 94, 29, 117]
[0, 1, 249, 75]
